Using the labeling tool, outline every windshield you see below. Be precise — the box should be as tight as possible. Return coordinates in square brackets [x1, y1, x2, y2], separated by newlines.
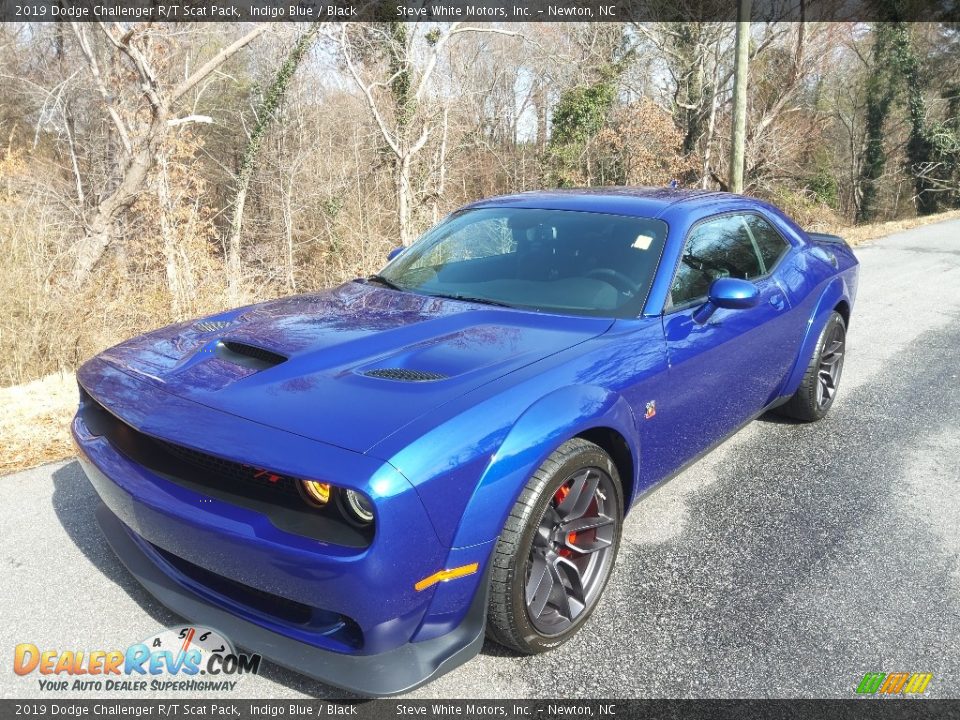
[377, 208, 668, 318]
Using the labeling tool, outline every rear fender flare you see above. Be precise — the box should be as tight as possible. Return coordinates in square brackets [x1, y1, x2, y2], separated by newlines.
[780, 278, 849, 398]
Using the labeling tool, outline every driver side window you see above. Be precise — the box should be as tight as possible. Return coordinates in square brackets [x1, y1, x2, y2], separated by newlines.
[670, 214, 765, 308]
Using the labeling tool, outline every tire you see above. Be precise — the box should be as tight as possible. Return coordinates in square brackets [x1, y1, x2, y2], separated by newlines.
[486, 438, 624, 654]
[778, 310, 846, 422]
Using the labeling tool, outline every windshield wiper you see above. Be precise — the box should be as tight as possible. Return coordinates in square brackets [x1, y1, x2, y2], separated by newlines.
[430, 293, 514, 308]
[365, 274, 404, 291]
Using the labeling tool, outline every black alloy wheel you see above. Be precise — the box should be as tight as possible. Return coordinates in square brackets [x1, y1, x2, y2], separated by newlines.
[525, 467, 618, 635]
[486, 438, 624, 654]
[816, 321, 845, 409]
[778, 310, 847, 422]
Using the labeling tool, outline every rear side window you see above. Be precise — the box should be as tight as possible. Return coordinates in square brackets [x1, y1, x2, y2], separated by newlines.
[744, 214, 790, 274]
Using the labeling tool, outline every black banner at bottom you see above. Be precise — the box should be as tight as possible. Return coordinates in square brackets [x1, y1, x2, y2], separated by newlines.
[2, 700, 959, 720]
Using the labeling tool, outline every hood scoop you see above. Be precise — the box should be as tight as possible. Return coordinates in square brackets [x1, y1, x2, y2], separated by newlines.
[363, 368, 448, 382]
[215, 340, 287, 371]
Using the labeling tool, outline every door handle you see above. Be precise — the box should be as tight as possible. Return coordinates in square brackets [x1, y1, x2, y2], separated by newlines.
[769, 293, 786, 311]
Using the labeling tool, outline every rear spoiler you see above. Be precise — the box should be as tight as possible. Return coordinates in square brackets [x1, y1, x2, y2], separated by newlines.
[807, 232, 849, 248]
[806, 231, 855, 269]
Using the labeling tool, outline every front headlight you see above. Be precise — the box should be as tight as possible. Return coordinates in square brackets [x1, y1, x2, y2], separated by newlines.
[301, 480, 331, 506]
[297, 478, 374, 528]
[340, 488, 375, 525]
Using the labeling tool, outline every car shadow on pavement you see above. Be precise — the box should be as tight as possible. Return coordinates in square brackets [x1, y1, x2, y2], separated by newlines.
[756, 410, 802, 426]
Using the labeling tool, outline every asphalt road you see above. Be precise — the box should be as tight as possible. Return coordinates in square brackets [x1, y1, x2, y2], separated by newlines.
[2, 219, 959, 700]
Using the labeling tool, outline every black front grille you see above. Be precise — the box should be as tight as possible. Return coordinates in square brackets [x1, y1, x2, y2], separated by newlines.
[152, 544, 314, 624]
[79, 396, 373, 547]
[154, 438, 302, 500]
[364, 368, 448, 382]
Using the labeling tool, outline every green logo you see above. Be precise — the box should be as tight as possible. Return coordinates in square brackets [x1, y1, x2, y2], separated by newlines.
[856, 672, 932, 695]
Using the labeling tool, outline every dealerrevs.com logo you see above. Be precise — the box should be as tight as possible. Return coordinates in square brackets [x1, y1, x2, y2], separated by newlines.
[14, 625, 261, 692]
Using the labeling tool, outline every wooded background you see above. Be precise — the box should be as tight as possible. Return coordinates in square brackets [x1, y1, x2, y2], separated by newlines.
[1, 21, 958, 386]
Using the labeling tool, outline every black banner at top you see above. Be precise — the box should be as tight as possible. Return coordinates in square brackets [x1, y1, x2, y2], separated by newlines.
[0, 0, 958, 23]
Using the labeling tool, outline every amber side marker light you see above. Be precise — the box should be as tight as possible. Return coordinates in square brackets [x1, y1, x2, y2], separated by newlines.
[414, 563, 480, 592]
[302, 480, 331, 506]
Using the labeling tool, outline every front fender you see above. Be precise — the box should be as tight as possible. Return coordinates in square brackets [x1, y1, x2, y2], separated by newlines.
[409, 384, 637, 642]
[449, 384, 638, 549]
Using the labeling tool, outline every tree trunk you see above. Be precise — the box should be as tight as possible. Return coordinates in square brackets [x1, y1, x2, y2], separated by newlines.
[156, 154, 182, 315]
[398, 153, 413, 246]
[282, 170, 296, 293]
[225, 23, 321, 305]
[535, 78, 549, 149]
[676, 26, 706, 157]
[225, 179, 250, 303]
[729, 0, 751, 194]
[701, 80, 720, 188]
[857, 23, 897, 223]
[71, 130, 164, 287]
[431, 107, 449, 224]
[893, 25, 937, 215]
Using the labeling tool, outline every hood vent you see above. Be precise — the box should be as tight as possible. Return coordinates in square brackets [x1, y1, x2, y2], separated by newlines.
[363, 368, 448, 382]
[216, 341, 287, 371]
[194, 320, 231, 333]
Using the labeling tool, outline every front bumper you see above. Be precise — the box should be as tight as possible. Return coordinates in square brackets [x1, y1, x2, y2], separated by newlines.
[74, 357, 492, 695]
[94, 502, 488, 696]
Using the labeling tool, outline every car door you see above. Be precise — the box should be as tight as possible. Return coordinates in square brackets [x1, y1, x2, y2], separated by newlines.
[656, 211, 800, 470]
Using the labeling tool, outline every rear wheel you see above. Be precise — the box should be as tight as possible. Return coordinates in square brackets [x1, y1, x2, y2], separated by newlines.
[778, 311, 846, 422]
[486, 438, 623, 654]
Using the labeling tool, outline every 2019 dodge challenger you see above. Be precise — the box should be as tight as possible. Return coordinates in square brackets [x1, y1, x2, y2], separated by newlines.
[73, 188, 858, 695]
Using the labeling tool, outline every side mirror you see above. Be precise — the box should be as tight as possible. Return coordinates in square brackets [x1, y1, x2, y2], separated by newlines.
[387, 246, 405, 261]
[692, 278, 759, 324]
[709, 277, 760, 309]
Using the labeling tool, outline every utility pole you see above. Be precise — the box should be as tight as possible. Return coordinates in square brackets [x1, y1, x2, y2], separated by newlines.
[729, 0, 751, 193]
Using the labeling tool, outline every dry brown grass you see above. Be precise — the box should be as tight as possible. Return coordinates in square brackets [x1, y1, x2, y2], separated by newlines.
[1, 209, 959, 476]
[0, 372, 76, 474]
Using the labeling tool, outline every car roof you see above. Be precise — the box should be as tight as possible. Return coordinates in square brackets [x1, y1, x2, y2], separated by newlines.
[462, 187, 751, 219]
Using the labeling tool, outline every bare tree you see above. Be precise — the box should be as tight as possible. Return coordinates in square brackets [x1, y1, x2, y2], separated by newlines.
[340, 22, 517, 246]
[68, 22, 267, 287]
[225, 22, 322, 304]
[632, 21, 781, 186]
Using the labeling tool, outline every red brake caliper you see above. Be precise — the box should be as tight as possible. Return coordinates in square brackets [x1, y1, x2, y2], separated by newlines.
[553, 484, 576, 557]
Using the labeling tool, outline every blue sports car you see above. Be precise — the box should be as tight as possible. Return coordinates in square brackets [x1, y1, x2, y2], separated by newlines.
[74, 188, 858, 695]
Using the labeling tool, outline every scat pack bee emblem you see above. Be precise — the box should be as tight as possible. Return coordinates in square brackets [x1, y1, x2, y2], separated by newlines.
[644, 400, 657, 420]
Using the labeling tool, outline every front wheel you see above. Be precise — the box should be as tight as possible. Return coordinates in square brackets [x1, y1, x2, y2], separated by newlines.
[778, 310, 846, 422]
[486, 438, 623, 654]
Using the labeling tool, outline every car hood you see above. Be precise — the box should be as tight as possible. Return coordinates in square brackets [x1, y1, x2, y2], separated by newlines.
[95, 281, 611, 453]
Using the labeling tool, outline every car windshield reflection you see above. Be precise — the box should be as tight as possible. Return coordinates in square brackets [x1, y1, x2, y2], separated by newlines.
[379, 208, 669, 318]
